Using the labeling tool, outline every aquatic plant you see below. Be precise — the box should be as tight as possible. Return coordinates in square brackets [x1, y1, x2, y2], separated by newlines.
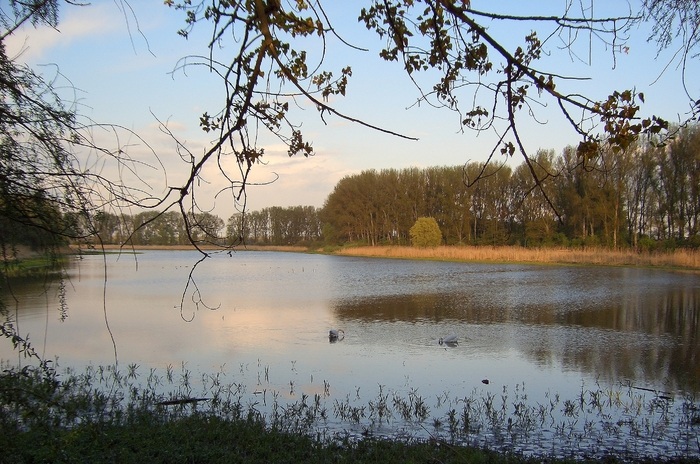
[1, 360, 698, 462]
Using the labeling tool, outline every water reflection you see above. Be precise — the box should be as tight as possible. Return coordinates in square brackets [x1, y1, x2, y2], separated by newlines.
[329, 262, 700, 393]
[2, 251, 699, 395]
[3, 251, 700, 459]
[1, 273, 65, 320]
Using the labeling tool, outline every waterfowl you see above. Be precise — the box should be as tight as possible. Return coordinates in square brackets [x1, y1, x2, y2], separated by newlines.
[329, 329, 345, 342]
[439, 334, 458, 346]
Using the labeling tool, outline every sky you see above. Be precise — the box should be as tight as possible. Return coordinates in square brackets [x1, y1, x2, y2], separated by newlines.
[4, 0, 698, 219]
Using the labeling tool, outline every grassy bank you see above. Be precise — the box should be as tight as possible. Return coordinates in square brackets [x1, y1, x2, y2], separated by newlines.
[0, 246, 67, 277]
[0, 364, 535, 464]
[1, 363, 697, 464]
[3, 413, 545, 464]
[331, 245, 700, 270]
[10, 418, 691, 464]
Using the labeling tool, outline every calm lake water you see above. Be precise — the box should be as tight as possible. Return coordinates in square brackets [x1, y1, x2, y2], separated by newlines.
[2, 250, 699, 459]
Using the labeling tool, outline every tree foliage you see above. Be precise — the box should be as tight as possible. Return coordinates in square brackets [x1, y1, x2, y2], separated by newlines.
[80, 206, 321, 247]
[228, 206, 321, 246]
[321, 125, 700, 249]
[0, 0, 166, 259]
[0, 6, 84, 256]
[410, 217, 442, 247]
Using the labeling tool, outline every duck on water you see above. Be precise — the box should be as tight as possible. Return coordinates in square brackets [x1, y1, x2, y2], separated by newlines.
[329, 329, 345, 342]
[439, 334, 458, 346]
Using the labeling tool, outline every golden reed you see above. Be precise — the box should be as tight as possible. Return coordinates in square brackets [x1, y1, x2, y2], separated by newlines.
[87, 244, 700, 270]
[333, 245, 700, 270]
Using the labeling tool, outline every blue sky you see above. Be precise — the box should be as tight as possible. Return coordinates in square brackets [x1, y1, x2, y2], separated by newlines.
[4, 1, 698, 219]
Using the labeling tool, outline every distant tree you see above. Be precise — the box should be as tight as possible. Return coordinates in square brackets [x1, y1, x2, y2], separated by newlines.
[229, 206, 321, 246]
[511, 150, 558, 246]
[93, 211, 125, 245]
[187, 212, 225, 245]
[226, 213, 247, 245]
[410, 217, 442, 247]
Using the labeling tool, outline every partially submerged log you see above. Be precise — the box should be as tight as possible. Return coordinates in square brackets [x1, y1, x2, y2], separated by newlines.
[157, 397, 210, 406]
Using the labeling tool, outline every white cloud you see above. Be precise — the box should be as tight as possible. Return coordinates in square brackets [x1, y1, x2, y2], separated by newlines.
[4, 3, 120, 63]
[196, 142, 352, 218]
[74, 114, 349, 219]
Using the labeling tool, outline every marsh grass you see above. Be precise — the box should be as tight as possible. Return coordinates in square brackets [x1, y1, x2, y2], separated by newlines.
[0, 255, 67, 278]
[333, 245, 700, 270]
[2, 361, 698, 463]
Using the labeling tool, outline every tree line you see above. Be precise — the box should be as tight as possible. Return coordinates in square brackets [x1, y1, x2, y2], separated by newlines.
[87, 207, 322, 247]
[321, 125, 700, 250]
[83, 124, 700, 250]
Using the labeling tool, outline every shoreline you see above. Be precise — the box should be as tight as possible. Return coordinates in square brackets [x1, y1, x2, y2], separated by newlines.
[71, 244, 310, 253]
[69, 243, 700, 271]
[333, 246, 700, 271]
[331, 245, 700, 271]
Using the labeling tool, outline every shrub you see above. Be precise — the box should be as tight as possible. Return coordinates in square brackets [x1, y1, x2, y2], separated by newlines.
[637, 236, 656, 252]
[409, 217, 442, 247]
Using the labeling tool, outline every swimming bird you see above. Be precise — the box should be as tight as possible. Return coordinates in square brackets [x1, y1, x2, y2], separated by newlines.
[329, 329, 345, 342]
[439, 334, 458, 346]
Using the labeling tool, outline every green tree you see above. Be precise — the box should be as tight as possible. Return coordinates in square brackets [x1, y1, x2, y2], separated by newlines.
[511, 150, 558, 246]
[187, 212, 224, 245]
[93, 211, 126, 245]
[625, 142, 658, 247]
[409, 217, 442, 247]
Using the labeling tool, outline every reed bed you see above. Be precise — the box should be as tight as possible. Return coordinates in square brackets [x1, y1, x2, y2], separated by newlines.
[333, 246, 700, 270]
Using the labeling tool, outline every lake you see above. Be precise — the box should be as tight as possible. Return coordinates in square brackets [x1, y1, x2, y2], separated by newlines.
[2, 250, 699, 459]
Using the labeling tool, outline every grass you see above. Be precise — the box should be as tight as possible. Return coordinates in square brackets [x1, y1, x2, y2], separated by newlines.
[1, 256, 67, 278]
[331, 245, 700, 270]
[1, 361, 699, 464]
[0, 363, 536, 464]
[4, 413, 547, 464]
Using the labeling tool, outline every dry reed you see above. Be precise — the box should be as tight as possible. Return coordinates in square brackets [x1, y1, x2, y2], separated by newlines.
[333, 245, 700, 270]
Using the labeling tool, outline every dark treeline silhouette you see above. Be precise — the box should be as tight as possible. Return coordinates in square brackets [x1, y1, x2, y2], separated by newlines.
[90, 207, 323, 247]
[322, 126, 700, 249]
[91, 210, 226, 246]
[227, 206, 322, 246]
